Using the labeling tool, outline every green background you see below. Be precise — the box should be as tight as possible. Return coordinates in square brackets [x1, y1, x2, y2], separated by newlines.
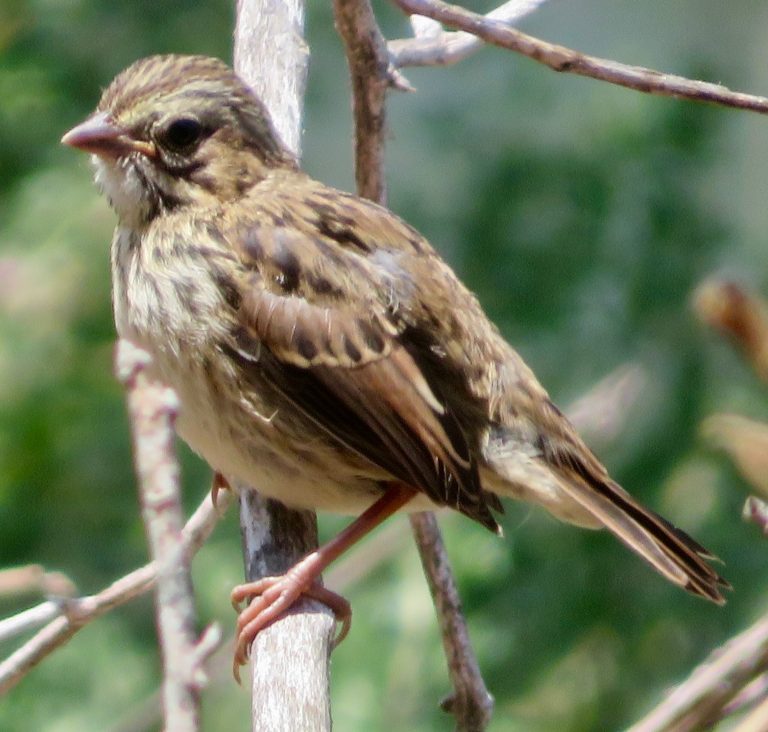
[1, 1, 766, 730]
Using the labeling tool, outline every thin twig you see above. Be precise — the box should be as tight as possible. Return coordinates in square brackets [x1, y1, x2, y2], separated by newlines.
[333, 2, 493, 727]
[0, 487, 232, 696]
[0, 565, 76, 600]
[410, 513, 494, 731]
[627, 615, 768, 732]
[0, 602, 62, 645]
[389, 0, 547, 68]
[719, 674, 768, 723]
[117, 340, 210, 732]
[390, 0, 768, 115]
[733, 694, 768, 732]
[333, 0, 407, 202]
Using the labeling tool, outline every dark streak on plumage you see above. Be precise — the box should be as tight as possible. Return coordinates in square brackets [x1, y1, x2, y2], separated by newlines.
[173, 277, 200, 316]
[212, 267, 242, 310]
[201, 355, 220, 397]
[296, 334, 318, 362]
[271, 239, 301, 293]
[186, 244, 235, 261]
[234, 168, 251, 194]
[319, 220, 371, 253]
[356, 319, 386, 354]
[343, 337, 362, 364]
[544, 398, 564, 418]
[240, 226, 264, 260]
[232, 325, 261, 360]
[313, 238, 346, 268]
[406, 234, 423, 253]
[205, 222, 229, 251]
[305, 271, 343, 298]
[158, 156, 206, 180]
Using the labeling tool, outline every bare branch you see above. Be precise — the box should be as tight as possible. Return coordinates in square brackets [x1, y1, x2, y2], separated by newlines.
[410, 513, 494, 731]
[331, 3, 493, 727]
[733, 695, 768, 732]
[234, 0, 309, 157]
[235, 5, 337, 729]
[389, 0, 768, 115]
[333, 0, 409, 202]
[720, 674, 768, 722]
[0, 487, 231, 696]
[627, 615, 768, 732]
[0, 565, 76, 601]
[0, 602, 62, 645]
[238, 491, 335, 730]
[389, 0, 547, 68]
[117, 340, 214, 731]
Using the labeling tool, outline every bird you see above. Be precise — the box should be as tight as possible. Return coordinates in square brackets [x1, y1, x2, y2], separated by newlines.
[61, 53, 729, 676]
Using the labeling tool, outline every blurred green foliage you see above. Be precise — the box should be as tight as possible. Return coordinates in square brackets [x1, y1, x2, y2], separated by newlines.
[1, 1, 767, 730]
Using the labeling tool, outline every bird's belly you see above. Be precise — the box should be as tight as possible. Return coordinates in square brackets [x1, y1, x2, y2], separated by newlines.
[176, 407, 381, 513]
[151, 352, 390, 515]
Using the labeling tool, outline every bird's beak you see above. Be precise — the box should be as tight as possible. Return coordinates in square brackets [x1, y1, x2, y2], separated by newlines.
[61, 112, 156, 159]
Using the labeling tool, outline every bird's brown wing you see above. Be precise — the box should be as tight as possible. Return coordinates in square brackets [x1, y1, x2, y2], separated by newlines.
[224, 203, 500, 531]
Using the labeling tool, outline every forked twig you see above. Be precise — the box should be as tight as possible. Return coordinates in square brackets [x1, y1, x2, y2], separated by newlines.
[390, 0, 768, 114]
[0, 485, 231, 696]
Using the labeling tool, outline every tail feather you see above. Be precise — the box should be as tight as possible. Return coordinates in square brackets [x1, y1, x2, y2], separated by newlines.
[556, 472, 729, 604]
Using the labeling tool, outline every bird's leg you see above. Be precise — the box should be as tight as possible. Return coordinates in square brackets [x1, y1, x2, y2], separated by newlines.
[231, 482, 417, 680]
[211, 471, 231, 513]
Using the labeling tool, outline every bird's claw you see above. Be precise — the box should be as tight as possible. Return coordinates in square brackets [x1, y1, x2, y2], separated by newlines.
[230, 575, 351, 683]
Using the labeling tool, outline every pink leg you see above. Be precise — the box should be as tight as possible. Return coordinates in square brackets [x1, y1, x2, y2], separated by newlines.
[211, 472, 230, 512]
[231, 483, 417, 681]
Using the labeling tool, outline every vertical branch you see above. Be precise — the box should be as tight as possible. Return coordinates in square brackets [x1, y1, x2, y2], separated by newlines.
[333, 1, 493, 729]
[116, 340, 206, 732]
[234, 0, 309, 157]
[239, 493, 334, 731]
[410, 513, 494, 730]
[233, 3, 334, 730]
[333, 0, 395, 201]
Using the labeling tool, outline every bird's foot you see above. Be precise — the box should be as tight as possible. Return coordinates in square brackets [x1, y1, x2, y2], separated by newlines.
[230, 555, 351, 682]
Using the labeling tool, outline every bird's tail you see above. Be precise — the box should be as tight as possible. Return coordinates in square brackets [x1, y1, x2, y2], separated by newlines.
[554, 471, 730, 604]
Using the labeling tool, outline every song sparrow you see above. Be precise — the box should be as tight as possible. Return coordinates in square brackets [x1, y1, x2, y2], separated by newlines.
[62, 54, 728, 675]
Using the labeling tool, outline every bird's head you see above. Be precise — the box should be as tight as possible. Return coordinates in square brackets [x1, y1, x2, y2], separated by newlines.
[62, 54, 294, 227]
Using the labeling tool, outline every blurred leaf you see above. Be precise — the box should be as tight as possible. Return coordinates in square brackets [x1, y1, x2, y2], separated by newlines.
[703, 414, 768, 497]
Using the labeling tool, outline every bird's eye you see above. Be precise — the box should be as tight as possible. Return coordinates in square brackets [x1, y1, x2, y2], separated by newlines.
[162, 117, 204, 152]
